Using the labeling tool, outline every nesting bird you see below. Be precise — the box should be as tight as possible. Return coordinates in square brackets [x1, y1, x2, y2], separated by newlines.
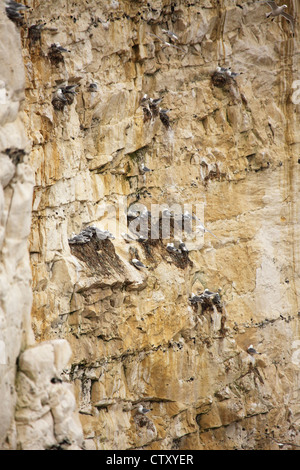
[178, 240, 188, 253]
[140, 163, 151, 174]
[127, 207, 140, 220]
[162, 208, 173, 218]
[161, 29, 179, 42]
[216, 66, 231, 74]
[131, 258, 147, 270]
[68, 233, 90, 245]
[121, 232, 137, 243]
[88, 82, 98, 92]
[84, 226, 115, 240]
[28, 23, 47, 44]
[166, 243, 178, 253]
[50, 43, 71, 53]
[189, 293, 204, 304]
[140, 93, 149, 104]
[189, 289, 221, 306]
[137, 404, 150, 414]
[52, 84, 79, 109]
[68, 226, 114, 245]
[60, 84, 79, 105]
[247, 344, 261, 356]
[140, 95, 152, 122]
[147, 32, 185, 53]
[149, 97, 163, 118]
[142, 104, 152, 123]
[203, 289, 222, 304]
[216, 66, 242, 79]
[48, 43, 70, 64]
[5, 0, 30, 22]
[159, 108, 171, 129]
[51, 88, 68, 111]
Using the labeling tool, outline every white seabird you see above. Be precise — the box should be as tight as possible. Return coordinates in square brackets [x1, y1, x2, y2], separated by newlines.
[140, 163, 151, 174]
[88, 82, 98, 92]
[265, 1, 294, 29]
[50, 42, 70, 53]
[162, 208, 173, 218]
[189, 293, 203, 303]
[161, 29, 179, 42]
[147, 32, 185, 52]
[247, 344, 261, 355]
[166, 243, 178, 253]
[5, 0, 29, 9]
[178, 240, 188, 253]
[216, 66, 231, 74]
[137, 404, 150, 414]
[131, 258, 147, 269]
[122, 232, 137, 242]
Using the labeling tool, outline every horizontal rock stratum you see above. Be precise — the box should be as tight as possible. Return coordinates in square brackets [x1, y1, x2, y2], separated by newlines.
[1, 0, 300, 450]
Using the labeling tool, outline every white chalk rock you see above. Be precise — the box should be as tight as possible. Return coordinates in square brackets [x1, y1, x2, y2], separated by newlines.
[0, 154, 15, 188]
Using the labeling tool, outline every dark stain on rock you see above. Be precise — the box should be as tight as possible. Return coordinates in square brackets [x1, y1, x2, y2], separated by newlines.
[70, 237, 125, 277]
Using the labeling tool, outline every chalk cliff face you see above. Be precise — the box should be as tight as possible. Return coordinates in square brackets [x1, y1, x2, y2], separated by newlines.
[0, 3, 83, 450]
[1, 0, 300, 450]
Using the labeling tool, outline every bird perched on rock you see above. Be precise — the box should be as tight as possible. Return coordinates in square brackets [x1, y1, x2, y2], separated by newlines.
[149, 97, 163, 118]
[140, 163, 152, 174]
[60, 84, 79, 105]
[162, 208, 173, 218]
[216, 66, 231, 74]
[189, 289, 221, 305]
[147, 32, 185, 53]
[264, 1, 294, 29]
[161, 29, 179, 42]
[159, 108, 171, 129]
[140, 94, 152, 122]
[216, 66, 242, 80]
[227, 70, 242, 79]
[50, 42, 70, 53]
[131, 258, 147, 270]
[5, 0, 29, 10]
[189, 293, 204, 304]
[247, 344, 261, 355]
[203, 289, 222, 305]
[142, 104, 152, 123]
[5, 0, 30, 21]
[84, 226, 115, 240]
[195, 221, 219, 240]
[51, 88, 68, 111]
[137, 404, 150, 414]
[178, 240, 188, 253]
[28, 23, 47, 44]
[88, 82, 98, 92]
[166, 242, 178, 253]
[48, 43, 70, 64]
[121, 232, 137, 243]
[140, 93, 149, 105]
[68, 233, 90, 245]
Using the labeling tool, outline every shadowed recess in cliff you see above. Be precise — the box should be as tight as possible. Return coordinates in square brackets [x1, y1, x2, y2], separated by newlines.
[69, 236, 125, 277]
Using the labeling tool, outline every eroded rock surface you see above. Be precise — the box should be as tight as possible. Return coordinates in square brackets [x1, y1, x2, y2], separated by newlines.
[1, 0, 300, 450]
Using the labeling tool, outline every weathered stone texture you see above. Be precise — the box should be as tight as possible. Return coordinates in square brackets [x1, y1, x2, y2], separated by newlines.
[0, 4, 82, 450]
[2, 0, 300, 450]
